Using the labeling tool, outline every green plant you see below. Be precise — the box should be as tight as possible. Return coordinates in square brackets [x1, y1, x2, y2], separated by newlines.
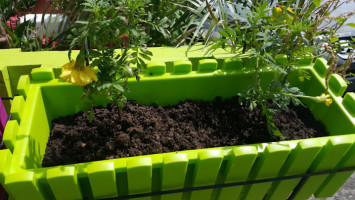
[2, 0, 192, 50]
[136, 0, 193, 47]
[0, 0, 30, 50]
[1, 19, 39, 51]
[1, 0, 85, 51]
[61, 0, 153, 120]
[54, 0, 194, 49]
[0, 0, 26, 21]
[180, 0, 354, 137]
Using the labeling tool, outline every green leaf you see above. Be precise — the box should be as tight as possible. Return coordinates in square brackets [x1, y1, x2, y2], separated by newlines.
[1, 21, 15, 40]
[112, 82, 124, 92]
[88, 49, 102, 58]
[130, 29, 138, 37]
[141, 48, 153, 56]
[313, 0, 321, 7]
[346, 23, 355, 28]
[329, 37, 339, 43]
[137, 57, 147, 68]
[14, 20, 31, 38]
[225, 27, 236, 37]
[76, 21, 89, 25]
[157, 16, 169, 26]
[139, 52, 151, 61]
[130, 52, 138, 57]
[218, 30, 229, 38]
[116, 96, 127, 108]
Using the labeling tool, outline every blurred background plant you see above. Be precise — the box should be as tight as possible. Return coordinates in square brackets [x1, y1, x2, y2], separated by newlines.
[136, 0, 193, 47]
[0, 0, 85, 51]
[0, 0, 196, 51]
[178, 0, 355, 137]
[0, 0, 35, 20]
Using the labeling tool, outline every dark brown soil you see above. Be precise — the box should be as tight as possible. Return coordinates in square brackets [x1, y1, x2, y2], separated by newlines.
[42, 96, 327, 167]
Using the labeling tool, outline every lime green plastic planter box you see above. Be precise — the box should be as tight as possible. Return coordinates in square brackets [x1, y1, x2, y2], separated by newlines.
[1, 53, 355, 200]
[0, 45, 233, 113]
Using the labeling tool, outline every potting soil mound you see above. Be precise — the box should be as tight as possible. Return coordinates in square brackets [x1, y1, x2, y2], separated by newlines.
[42, 96, 327, 167]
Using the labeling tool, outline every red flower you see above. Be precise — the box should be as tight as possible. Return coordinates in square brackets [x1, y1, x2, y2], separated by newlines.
[6, 15, 21, 31]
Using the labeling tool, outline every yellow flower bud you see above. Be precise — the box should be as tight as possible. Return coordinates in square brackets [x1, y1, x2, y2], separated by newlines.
[325, 97, 333, 106]
[316, 93, 333, 106]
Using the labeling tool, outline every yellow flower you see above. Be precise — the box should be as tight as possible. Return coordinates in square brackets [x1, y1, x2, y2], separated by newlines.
[60, 60, 98, 86]
[272, 6, 294, 23]
[276, 7, 294, 15]
[316, 93, 333, 106]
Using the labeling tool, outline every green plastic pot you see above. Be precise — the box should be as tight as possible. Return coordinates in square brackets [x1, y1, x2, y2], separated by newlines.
[1, 51, 355, 200]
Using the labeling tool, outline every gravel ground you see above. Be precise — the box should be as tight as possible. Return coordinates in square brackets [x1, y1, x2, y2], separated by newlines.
[310, 173, 355, 200]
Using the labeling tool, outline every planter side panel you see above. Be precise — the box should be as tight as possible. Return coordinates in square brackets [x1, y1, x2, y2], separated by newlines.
[47, 166, 83, 200]
[217, 146, 258, 200]
[314, 93, 355, 197]
[41, 84, 86, 122]
[88, 161, 118, 199]
[314, 140, 355, 198]
[126, 72, 274, 107]
[188, 150, 223, 200]
[290, 136, 355, 200]
[265, 139, 323, 200]
[161, 153, 189, 200]
[242, 144, 290, 200]
[11, 84, 49, 169]
[5, 171, 45, 200]
[0, 150, 11, 200]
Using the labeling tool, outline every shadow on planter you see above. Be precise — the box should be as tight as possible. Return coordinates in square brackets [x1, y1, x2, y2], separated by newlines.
[0, 56, 355, 200]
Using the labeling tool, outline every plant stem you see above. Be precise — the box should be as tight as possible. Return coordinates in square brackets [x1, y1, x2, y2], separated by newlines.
[282, 92, 332, 106]
[89, 105, 94, 123]
[282, 93, 317, 101]
[74, 44, 86, 70]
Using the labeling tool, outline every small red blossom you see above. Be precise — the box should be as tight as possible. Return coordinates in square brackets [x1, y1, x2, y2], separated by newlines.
[6, 15, 21, 31]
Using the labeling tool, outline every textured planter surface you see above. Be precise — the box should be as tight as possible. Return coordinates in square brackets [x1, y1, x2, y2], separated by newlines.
[0, 49, 355, 200]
